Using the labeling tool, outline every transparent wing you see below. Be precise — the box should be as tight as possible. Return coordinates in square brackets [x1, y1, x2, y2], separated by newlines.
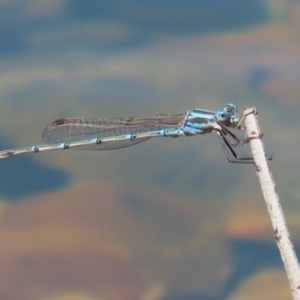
[42, 114, 185, 150]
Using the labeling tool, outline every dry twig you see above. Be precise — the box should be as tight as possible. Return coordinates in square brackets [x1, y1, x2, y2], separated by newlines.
[243, 107, 300, 300]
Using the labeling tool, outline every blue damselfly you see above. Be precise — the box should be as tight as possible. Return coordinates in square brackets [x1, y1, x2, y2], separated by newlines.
[0, 103, 259, 163]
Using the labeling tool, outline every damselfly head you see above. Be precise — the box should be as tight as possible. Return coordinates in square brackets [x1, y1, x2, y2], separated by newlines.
[216, 102, 239, 126]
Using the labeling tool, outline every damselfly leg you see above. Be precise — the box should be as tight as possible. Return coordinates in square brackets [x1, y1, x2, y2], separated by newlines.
[219, 125, 253, 146]
[216, 130, 255, 163]
[216, 127, 271, 163]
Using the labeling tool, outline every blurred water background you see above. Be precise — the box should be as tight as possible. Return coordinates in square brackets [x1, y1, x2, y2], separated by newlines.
[0, 1, 299, 299]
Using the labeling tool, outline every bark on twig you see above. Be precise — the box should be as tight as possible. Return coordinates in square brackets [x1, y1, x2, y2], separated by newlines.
[243, 107, 300, 300]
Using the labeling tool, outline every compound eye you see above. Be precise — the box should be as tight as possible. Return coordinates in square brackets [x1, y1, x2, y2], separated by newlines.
[217, 110, 229, 122]
[227, 102, 237, 112]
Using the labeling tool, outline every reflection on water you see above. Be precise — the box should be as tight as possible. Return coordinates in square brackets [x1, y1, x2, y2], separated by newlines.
[69, 0, 267, 33]
[0, 140, 69, 201]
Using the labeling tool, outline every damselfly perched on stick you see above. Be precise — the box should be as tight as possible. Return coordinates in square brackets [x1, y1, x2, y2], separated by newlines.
[0, 103, 266, 163]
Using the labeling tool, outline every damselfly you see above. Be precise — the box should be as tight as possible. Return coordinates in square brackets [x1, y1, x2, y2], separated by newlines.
[0, 103, 259, 163]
